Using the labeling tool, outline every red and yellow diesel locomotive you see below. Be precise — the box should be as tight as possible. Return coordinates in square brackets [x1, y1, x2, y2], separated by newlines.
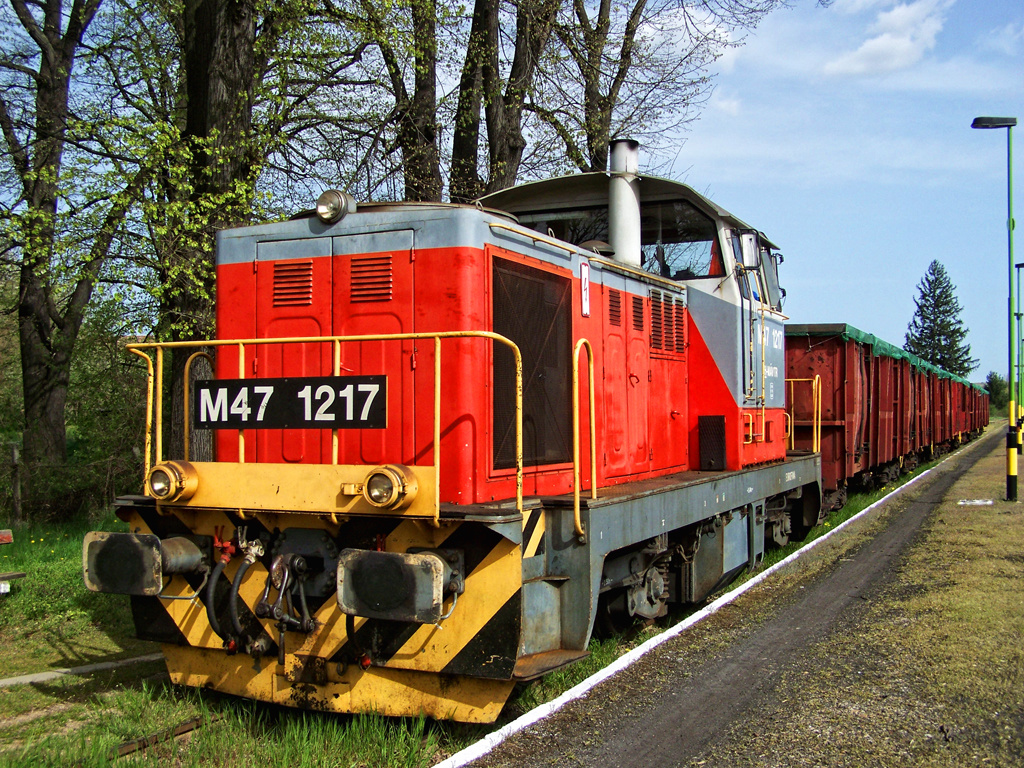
[82, 141, 982, 722]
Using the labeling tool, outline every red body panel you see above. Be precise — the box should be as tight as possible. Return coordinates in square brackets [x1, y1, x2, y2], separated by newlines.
[214, 237, 754, 505]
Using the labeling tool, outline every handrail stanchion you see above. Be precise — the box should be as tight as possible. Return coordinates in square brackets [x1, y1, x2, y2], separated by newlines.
[155, 346, 164, 465]
[433, 337, 442, 528]
[814, 374, 822, 453]
[183, 351, 214, 463]
[572, 339, 596, 541]
[785, 376, 824, 454]
[515, 343, 523, 517]
[332, 339, 341, 465]
[237, 342, 246, 463]
[129, 349, 155, 479]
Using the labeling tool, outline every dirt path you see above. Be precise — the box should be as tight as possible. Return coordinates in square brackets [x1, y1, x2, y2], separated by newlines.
[469, 430, 1002, 768]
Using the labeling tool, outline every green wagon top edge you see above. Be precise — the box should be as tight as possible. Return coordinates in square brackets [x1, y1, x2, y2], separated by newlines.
[785, 323, 985, 393]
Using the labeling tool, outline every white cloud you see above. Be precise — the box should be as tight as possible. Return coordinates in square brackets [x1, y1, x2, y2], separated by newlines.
[982, 21, 1024, 56]
[825, 0, 954, 75]
[832, 0, 895, 14]
[871, 55, 1019, 92]
[710, 92, 742, 116]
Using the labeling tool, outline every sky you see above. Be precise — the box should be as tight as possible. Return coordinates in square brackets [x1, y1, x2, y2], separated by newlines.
[669, 0, 1024, 382]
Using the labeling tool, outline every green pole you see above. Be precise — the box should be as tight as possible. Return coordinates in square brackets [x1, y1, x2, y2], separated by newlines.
[974, 116, 1018, 501]
[1009, 125, 1018, 485]
[1016, 265, 1022, 429]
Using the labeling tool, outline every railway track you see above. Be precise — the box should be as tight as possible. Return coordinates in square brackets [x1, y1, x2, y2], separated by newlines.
[111, 715, 219, 760]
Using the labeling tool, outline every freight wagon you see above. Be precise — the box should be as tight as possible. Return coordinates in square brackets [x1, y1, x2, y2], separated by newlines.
[786, 323, 989, 509]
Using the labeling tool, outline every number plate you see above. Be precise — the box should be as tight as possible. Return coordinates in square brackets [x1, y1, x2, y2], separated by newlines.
[193, 376, 386, 429]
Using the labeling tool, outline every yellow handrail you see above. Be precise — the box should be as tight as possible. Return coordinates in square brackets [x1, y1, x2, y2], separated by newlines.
[183, 351, 214, 462]
[128, 331, 524, 523]
[572, 339, 597, 541]
[786, 375, 822, 453]
[128, 348, 155, 479]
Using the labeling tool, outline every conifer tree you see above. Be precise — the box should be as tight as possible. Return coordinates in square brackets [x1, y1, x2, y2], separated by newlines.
[904, 260, 978, 376]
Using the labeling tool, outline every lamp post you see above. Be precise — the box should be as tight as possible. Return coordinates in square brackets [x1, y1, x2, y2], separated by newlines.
[972, 115, 1017, 501]
[1017, 263, 1024, 415]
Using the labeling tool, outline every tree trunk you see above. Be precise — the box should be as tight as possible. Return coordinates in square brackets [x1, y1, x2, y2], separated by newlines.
[398, 0, 441, 202]
[483, 0, 559, 194]
[18, 276, 70, 470]
[7, 0, 103, 501]
[450, 0, 492, 203]
[163, 0, 258, 460]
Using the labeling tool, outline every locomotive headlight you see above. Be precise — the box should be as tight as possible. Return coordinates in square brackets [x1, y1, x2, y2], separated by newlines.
[316, 189, 356, 224]
[149, 469, 172, 498]
[365, 473, 395, 505]
[147, 461, 199, 503]
[362, 465, 417, 509]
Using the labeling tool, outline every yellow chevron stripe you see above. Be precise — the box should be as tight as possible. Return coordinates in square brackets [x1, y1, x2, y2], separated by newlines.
[294, 519, 427, 661]
[523, 509, 545, 558]
[384, 535, 521, 672]
[163, 644, 515, 723]
[150, 507, 521, 682]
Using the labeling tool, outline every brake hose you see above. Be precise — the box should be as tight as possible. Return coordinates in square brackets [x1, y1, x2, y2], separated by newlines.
[228, 557, 254, 640]
[205, 559, 229, 642]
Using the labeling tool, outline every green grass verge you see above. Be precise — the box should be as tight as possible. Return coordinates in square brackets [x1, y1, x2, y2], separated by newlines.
[0, 511, 157, 680]
[2, 685, 452, 767]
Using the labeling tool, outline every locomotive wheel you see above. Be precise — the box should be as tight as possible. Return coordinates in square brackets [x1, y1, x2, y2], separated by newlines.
[767, 520, 789, 548]
[594, 589, 660, 637]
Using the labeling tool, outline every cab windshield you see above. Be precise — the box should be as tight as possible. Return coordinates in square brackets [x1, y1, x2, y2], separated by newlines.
[514, 197, 724, 280]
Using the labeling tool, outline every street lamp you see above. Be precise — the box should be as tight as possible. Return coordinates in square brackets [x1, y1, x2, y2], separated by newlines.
[972, 115, 1017, 501]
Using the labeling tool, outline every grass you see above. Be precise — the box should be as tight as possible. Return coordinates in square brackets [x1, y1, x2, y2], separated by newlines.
[687, 429, 1024, 767]
[2, 691, 452, 767]
[0, 511, 156, 680]
[0, 438, 986, 765]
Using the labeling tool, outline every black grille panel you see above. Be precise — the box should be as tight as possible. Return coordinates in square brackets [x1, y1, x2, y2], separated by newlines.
[698, 415, 727, 471]
[608, 289, 621, 326]
[651, 289, 686, 354]
[493, 259, 572, 469]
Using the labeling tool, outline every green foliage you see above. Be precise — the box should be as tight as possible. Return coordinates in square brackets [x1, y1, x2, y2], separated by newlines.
[904, 260, 978, 377]
[986, 370, 1009, 411]
[0, 284, 147, 520]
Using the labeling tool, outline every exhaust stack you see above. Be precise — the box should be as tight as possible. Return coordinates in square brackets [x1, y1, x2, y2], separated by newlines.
[608, 139, 642, 267]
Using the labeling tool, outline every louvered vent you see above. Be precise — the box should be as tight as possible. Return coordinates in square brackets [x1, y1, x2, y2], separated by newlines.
[273, 260, 314, 307]
[651, 290, 686, 354]
[632, 296, 644, 331]
[608, 289, 622, 326]
[674, 301, 686, 351]
[651, 293, 664, 350]
[351, 253, 393, 302]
